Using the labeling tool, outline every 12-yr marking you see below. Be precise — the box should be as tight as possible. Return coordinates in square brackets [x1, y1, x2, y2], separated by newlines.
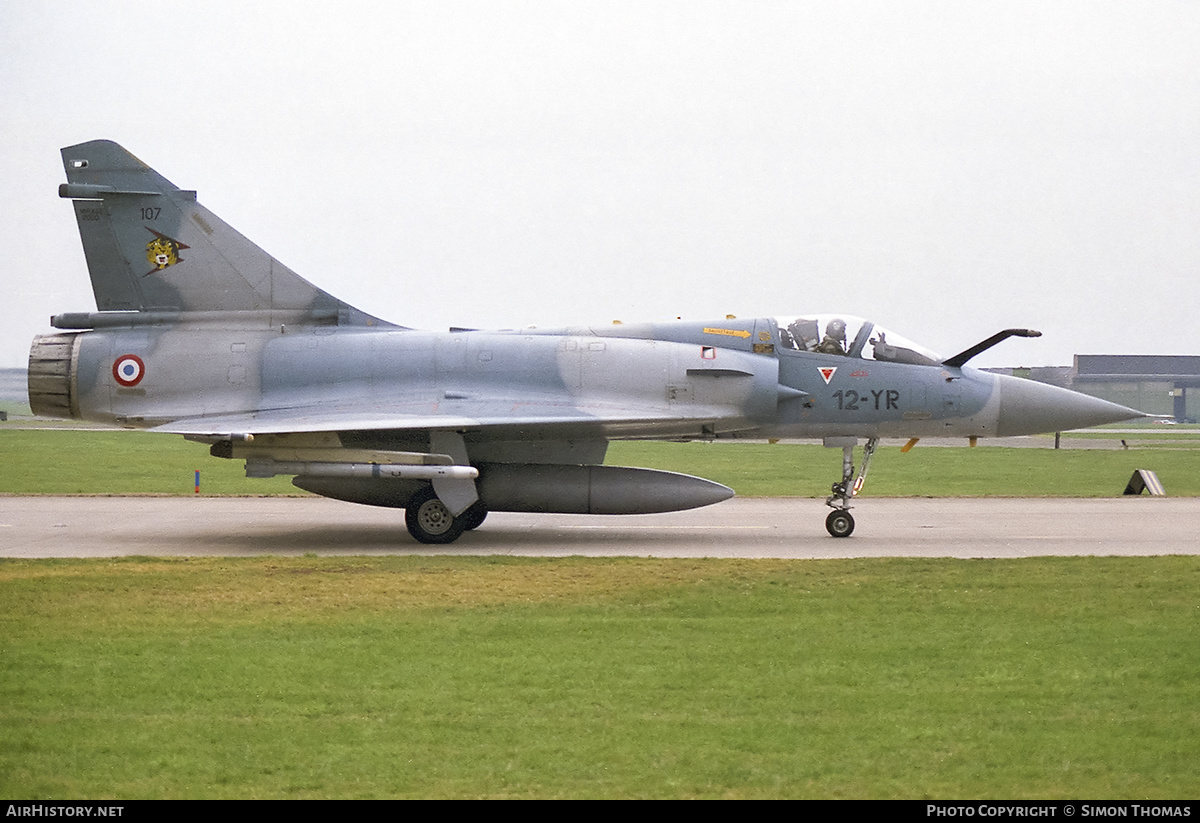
[834, 389, 899, 411]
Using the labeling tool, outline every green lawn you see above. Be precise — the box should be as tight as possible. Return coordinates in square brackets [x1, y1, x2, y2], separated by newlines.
[0, 429, 299, 496]
[3, 429, 1199, 497]
[2, 555, 1198, 799]
[607, 439, 1200, 497]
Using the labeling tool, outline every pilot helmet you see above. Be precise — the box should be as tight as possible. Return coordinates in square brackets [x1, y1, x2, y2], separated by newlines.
[826, 318, 847, 340]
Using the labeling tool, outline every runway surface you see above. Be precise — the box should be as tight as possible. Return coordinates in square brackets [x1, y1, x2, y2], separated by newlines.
[1, 495, 1196, 558]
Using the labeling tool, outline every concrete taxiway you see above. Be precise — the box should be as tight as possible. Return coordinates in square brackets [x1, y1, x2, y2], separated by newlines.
[1, 496, 1196, 558]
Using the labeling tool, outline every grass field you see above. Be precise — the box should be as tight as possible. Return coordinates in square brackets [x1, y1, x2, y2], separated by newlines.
[2, 555, 1198, 799]
[608, 439, 1200, 498]
[2, 428, 1199, 497]
[0, 429, 300, 496]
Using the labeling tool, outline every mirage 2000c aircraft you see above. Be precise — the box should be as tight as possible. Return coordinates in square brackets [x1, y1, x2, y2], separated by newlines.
[29, 140, 1146, 542]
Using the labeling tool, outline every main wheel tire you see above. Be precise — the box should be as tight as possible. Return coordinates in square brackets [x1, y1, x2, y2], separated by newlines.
[405, 487, 468, 544]
[461, 502, 489, 531]
[825, 509, 855, 538]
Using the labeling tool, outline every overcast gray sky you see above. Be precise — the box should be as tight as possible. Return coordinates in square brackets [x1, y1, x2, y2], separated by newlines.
[2, 1, 1197, 368]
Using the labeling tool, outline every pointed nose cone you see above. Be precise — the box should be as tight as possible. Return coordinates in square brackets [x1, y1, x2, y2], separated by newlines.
[995, 374, 1147, 437]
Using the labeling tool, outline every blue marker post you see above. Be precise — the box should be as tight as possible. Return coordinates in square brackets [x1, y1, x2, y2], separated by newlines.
[194, 470, 200, 494]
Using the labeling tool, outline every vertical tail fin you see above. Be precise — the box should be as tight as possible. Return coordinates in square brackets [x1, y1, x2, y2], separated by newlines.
[58, 139, 393, 326]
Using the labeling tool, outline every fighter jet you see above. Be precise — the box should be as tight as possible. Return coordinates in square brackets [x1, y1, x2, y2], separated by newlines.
[29, 140, 1146, 542]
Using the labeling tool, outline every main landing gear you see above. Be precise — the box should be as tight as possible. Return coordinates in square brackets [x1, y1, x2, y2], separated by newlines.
[824, 437, 879, 538]
[404, 486, 488, 545]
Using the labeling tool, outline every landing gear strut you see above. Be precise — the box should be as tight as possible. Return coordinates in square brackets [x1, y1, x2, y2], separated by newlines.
[824, 437, 879, 538]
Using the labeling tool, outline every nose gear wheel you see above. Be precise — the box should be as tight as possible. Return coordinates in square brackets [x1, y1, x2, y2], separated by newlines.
[825, 509, 855, 538]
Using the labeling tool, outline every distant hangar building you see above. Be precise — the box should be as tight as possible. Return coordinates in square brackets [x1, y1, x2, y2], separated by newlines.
[1073, 355, 1199, 423]
[995, 355, 1199, 423]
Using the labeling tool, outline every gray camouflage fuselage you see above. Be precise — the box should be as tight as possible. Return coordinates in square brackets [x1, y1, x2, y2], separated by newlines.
[33, 314, 1124, 439]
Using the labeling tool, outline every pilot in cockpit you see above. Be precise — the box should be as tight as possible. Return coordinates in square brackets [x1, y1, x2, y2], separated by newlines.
[816, 318, 848, 356]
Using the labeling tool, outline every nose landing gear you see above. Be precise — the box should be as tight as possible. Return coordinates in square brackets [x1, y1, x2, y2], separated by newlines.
[824, 436, 878, 538]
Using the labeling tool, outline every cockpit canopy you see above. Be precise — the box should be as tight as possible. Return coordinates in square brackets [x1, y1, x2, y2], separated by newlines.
[775, 315, 941, 366]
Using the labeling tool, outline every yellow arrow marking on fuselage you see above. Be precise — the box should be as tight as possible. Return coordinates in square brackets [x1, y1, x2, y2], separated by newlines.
[702, 327, 752, 339]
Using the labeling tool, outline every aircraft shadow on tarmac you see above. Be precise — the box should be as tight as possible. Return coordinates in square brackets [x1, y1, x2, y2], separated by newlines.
[198, 523, 763, 553]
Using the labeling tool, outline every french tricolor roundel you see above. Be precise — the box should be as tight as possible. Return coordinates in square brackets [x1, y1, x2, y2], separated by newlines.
[818, 366, 837, 385]
[112, 354, 146, 387]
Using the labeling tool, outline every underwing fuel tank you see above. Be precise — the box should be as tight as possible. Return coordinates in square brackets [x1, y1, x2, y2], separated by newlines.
[476, 464, 734, 514]
[295, 464, 734, 515]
